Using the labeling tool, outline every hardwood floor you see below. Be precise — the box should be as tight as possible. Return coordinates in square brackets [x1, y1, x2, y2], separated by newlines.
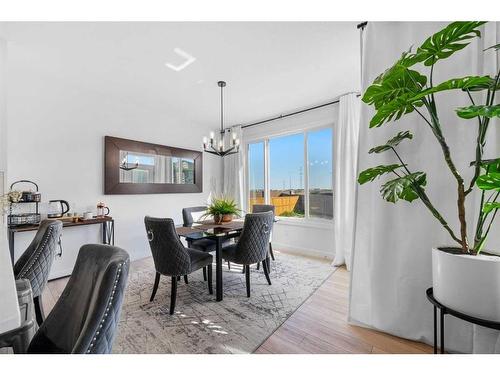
[42, 255, 432, 354]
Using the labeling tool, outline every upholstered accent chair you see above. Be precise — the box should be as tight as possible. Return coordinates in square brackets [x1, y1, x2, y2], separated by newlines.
[252, 204, 276, 261]
[144, 216, 213, 314]
[182, 206, 232, 276]
[27, 244, 130, 354]
[221, 211, 274, 297]
[14, 219, 62, 325]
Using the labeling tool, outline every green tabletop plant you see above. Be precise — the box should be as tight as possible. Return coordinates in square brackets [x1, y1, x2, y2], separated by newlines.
[358, 21, 500, 255]
[203, 196, 241, 224]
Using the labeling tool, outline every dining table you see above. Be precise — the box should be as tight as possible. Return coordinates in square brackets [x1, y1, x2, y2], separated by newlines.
[176, 219, 245, 302]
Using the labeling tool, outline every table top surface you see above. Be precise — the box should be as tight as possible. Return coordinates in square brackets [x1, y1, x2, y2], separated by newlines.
[9, 216, 113, 232]
[176, 219, 245, 240]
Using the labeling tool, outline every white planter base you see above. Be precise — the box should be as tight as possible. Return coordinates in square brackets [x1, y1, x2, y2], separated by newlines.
[432, 247, 500, 321]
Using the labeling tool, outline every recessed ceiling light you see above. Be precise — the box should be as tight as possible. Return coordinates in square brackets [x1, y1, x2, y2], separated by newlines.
[165, 48, 196, 72]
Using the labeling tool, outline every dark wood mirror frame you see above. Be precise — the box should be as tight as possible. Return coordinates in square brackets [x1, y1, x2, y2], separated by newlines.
[104, 136, 203, 194]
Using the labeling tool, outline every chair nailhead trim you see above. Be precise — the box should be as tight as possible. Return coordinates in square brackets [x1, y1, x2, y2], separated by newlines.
[86, 260, 127, 354]
[19, 227, 55, 278]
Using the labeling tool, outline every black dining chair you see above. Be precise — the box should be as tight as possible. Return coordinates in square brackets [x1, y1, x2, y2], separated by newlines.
[182, 206, 232, 276]
[27, 244, 130, 354]
[221, 211, 274, 297]
[14, 219, 63, 326]
[145, 216, 213, 314]
[252, 204, 276, 261]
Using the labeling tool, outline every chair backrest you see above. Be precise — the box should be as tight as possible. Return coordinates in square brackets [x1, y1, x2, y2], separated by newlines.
[252, 204, 275, 215]
[14, 219, 63, 298]
[182, 206, 207, 227]
[28, 244, 130, 354]
[233, 211, 274, 265]
[144, 216, 191, 276]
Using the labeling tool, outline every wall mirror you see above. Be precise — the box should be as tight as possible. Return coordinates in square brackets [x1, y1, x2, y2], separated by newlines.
[105, 136, 202, 194]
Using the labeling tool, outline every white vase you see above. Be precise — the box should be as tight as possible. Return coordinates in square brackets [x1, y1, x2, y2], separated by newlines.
[432, 247, 500, 321]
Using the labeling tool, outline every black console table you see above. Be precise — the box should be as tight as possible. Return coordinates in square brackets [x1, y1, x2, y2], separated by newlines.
[426, 287, 500, 354]
[7, 216, 115, 265]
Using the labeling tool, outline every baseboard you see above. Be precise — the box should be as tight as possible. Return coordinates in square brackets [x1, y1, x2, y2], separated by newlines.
[272, 242, 334, 260]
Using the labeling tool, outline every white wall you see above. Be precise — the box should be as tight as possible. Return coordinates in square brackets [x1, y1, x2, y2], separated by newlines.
[243, 105, 338, 259]
[6, 37, 222, 278]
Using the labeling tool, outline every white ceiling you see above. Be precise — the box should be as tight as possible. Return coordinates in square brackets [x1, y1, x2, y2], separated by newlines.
[1, 22, 360, 128]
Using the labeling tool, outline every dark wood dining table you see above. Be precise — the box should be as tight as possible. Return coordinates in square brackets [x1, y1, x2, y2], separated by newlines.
[176, 220, 245, 302]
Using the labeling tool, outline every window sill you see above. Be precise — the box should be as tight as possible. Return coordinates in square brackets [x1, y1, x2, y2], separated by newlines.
[275, 217, 333, 230]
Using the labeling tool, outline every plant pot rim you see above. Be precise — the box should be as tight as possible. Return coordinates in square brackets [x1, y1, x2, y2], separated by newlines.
[433, 246, 500, 261]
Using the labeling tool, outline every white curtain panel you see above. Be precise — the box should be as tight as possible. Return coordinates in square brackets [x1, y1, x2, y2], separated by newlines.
[222, 125, 244, 209]
[333, 93, 361, 270]
[349, 22, 499, 353]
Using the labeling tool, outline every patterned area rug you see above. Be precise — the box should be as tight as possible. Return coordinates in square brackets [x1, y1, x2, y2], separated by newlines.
[113, 252, 335, 354]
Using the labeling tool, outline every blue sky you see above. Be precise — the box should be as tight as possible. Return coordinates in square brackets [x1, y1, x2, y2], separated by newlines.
[248, 128, 332, 190]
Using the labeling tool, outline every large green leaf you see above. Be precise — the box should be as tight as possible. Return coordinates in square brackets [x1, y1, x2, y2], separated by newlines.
[369, 131, 413, 154]
[456, 105, 500, 119]
[358, 164, 404, 185]
[483, 202, 500, 214]
[476, 170, 500, 191]
[380, 172, 426, 203]
[369, 76, 492, 127]
[414, 21, 486, 66]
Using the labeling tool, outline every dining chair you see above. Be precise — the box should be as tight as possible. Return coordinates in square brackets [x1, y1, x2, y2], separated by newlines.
[182, 206, 232, 277]
[221, 211, 274, 297]
[145, 216, 213, 314]
[27, 244, 130, 354]
[14, 219, 63, 326]
[252, 204, 276, 261]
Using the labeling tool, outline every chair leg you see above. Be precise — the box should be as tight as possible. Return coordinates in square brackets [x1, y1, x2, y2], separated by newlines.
[269, 243, 275, 261]
[227, 261, 231, 270]
[203, 266, 207, 281]
[184, 275, 189, 284]
[170, 276, 177, 315]
[242, 266, 245, 274]
[150, 272, 161, 302]
[33, 296, 45, 326]
[262, 258, 272, 285]
[256, 262, 260, 270]
[207, 264, 213, 295]
[245, 265, 251, 297]
[177, 276, 181, 281]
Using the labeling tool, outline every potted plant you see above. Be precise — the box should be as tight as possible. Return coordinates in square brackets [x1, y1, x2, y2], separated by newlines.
[359, 21, 500, 321]
[203, 196, 241, 224]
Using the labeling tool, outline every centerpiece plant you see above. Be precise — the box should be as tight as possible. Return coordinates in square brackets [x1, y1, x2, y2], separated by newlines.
[203, 196, 241, 224]
[358, 21, 500, 320]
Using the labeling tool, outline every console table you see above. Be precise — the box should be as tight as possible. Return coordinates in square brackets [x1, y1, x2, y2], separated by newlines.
[426, 287, 500, 354]
[7, 216, 115, 265]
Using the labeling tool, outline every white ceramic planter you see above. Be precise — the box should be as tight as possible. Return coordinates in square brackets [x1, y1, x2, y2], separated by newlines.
[432, 247, 500, 321]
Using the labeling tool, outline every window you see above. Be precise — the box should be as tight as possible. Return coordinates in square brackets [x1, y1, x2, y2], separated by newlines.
[269, 133, 305, 217]
[307, 128, 333, 219]
[246, 126, 333, 221]
[248, 142, 265, 209]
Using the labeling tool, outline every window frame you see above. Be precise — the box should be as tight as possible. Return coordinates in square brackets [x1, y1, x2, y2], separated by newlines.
[244, 123, 334, 223]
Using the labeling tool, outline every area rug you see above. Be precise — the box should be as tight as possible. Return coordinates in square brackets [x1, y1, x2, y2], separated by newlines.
[113, 252, 335, 354]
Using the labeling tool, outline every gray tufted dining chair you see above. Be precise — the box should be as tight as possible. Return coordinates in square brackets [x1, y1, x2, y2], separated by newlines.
[221, 211, 274, 297]
[14, 219, 62, 325]
[252, 204, 276, 261]
[27, 244, 130, 354]
[145, 216, 213, 314]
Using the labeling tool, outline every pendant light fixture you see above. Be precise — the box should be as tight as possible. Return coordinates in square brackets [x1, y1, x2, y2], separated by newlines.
[203, 81, 240, 157]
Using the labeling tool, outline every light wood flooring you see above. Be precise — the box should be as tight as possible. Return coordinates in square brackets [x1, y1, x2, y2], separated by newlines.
[42, 255, 432, 354]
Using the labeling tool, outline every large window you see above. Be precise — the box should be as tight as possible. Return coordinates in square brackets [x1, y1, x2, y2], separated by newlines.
[246, 126, 333, 221]
[269, 133, 305, 217]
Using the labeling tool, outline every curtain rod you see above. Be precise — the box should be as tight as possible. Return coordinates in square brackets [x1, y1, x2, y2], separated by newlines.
[240, 93, 361, 130]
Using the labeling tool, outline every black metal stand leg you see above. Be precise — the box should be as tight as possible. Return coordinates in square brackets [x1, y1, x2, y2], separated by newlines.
[433, 306, 437, 354]
[102, 222, 107, 244]
[8, 230, 15, 265]
[215, 238, 223, 301]
[440, 308, 445, 354]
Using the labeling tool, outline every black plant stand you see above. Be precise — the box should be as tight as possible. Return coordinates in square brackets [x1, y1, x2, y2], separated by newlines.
[426, 288, 500, 354]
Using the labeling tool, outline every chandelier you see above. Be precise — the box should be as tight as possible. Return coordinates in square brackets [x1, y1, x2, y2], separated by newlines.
[203, 81, 240, 157]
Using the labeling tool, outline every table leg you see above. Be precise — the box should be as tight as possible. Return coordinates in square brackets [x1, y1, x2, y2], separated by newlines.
[433, 306, 437, 354]
[102, 222, 107, 244]
[440, 308, 445, 354]
[216, 237, 223, 302]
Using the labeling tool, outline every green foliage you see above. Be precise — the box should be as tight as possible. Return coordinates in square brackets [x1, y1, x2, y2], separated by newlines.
[369, 131, 413, 154]
[484, 44, 500, 52]
[380, 172, 426, 203]
[358, 164, 405, 184]
[483, 202, 500, 214]
[456, 105, 500, 119]
[205, 197, 241, 216]
[279, 210, 305, 218]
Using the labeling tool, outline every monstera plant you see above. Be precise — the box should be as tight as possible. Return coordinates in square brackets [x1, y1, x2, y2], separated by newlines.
[358, 21, 500, 321]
